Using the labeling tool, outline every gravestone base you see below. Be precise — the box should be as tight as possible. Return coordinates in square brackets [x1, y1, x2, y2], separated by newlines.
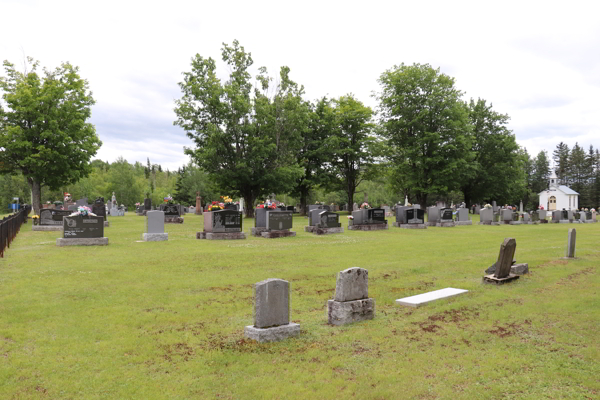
[478, 221, 500, 226]
[559, 220, 570, 224]
[425, 222, 437, 227]
[260, 230, 296, 238]
[348, 223, 388, 231]
[143, 233, 168, 242]
[165, 217, 184, 224]
[435, 221, 456, 227]
[304, 226, 316, 232]
[511, 263, 529, 275]
[251, 227, 269, 237]
[584, 220, 595, 223]
[397, 223, 427, 229]
[571, 220, 581, 224]
[327, 298, 375, 326]
[539, 219, 548, 223]
[104, 221, 110, 227]
[56, 237, 109, 246]
[313, 227, 344, 235]
[197, 231, 246, 240]
[455, 221, 472, 226]
[244, 323, 300, 343]
[33, 225, 62, 231]
[482, 274, 520, 285]
[509, 221, 522, 225]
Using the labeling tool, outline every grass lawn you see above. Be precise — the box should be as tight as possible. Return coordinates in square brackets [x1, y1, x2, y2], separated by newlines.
[1, 213, 598, 399]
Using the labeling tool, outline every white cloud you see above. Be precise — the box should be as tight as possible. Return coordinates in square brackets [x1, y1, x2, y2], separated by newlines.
[2, 0, 599, 168]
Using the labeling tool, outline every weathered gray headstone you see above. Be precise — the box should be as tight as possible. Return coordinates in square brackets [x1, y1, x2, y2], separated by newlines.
[427, 206, 440, 224]
[245, 279, 300, 342]
[353, 203, 359, 211]
[566, 228, 576, 258]
[495, 238, 517, 279]
[334, 267, 368, 302]
[328, 268, 374, 325]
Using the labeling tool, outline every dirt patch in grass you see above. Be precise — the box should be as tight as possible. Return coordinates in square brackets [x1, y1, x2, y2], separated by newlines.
[536, 259, 568, 269]
[488, 320, 531, 338]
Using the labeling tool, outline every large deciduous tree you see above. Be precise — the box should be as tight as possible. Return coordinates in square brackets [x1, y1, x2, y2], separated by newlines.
[325, 95, 377, 211]
[174, 41, 304, 217]
[377, 63, 472, 208]
[459, 98, 522, 207]
[0, 58, 101, 214]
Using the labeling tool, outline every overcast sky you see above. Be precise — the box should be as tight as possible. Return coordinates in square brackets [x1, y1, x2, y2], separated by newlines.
[2, 0, 599, 171]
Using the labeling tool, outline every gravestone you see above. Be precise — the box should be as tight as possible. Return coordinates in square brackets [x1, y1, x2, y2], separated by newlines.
[522, 213, 531, 224]
[162, 204, 183, 223]
[244, 279, 300, 343]
[310, 211, 343, 235]
[552, 210, 562, 223]
[57, 215, 108, 246]
[483, 238, 519, 284]
[509, 212, 522, 225]
[479, 208, 498, 225]
[349, 208, 388, 231]
[198, 210, 245, 240]
[34, 209, 71, 231]
[565, 228, 576, 258]
[437, 208, 455, 227]
[426, 206, 440, 226]
[394, 206, 410, 225]
[395, 208, 426, 229]
[455, 208, 472, 225]
[538, 210, 548, 223]
[144, 197, 152, 211]
[195, 193, 202, 215]
[143, 210, 168, 241]
[492, 201, 498, 213]
[327, 268, 375, 326]
[266, 211, 293, 230]
[353, 203, 359, 211]
[75, 198, 88, 207]
[501, 209, 513, 224]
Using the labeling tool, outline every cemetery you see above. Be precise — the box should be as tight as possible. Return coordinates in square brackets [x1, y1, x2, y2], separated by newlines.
[1, 210, 598, 398]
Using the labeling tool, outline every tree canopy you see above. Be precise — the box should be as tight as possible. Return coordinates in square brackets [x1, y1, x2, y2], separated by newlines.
[0, 58, 101, 214]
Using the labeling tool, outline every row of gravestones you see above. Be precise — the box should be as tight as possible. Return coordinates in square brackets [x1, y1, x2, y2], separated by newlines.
[479, 208, 597, 225]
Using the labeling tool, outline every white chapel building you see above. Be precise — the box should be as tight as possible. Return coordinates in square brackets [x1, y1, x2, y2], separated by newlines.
[538, 170, 579, 211]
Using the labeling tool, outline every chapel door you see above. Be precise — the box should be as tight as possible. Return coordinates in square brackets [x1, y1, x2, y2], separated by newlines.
[549, 196, 556, 211]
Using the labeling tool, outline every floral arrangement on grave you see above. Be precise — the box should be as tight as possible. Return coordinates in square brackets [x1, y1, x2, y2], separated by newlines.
[46, 201, 51, 204]
[64, 192, 71, 202]
[163, 195, 174, 204]
[314, 201, 324, 205]
[221, 196, 234, 205]
[208, 201, 225, 211]
[360, 202, 371, 209]
[256, 202, 277, 209]
[69, 206, 97, 217]
[347, 215, 354, 220]
[406, 203, 412, 207]
[484, 204, 492, 208]
[32, 215, 40, 225]
[279, 202, 285, 207]
[538, 205, 544, 210]
[591, 208, 596, 212]
[135, 202, 140, 206]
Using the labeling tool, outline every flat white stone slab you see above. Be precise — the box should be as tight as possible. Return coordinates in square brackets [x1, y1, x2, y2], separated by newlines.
[395, 287, 468, 308]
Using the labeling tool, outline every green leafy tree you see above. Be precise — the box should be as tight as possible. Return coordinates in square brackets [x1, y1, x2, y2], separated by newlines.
[459, 98, 522, 207]
[289, 97, 336, 215]
[0, 58, 101, 214]
[377, 63, 472, 208]
[174, 40, 304, 217]
[531, 150, 551, 197]
[325, 95, 377, 212]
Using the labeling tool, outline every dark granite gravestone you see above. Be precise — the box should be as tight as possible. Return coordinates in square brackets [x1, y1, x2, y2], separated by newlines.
[144, 198, 152, 210]
[512, 212, 520, 221]
[531, 212, 540, 222]
[266, 211, 293, 230]
[286, 206, 294, 212]
[224, 204, 237, 211]
[254, 207, 272, 228]
[136, 205, 144, 214]
[91, 198, 106, 221]
[204, 210, 242, 233]
[561, 210, 569, 220]
[406, 208, 425, 224]
[483, 238, 519, 284]
[317, 211, 341, 228]
[39, 209, 72, 226]
[366, 208, 386, 224]
[440, 208, 453, 221]
[162, 204, 181, 216]
[63, 215, 104, 238]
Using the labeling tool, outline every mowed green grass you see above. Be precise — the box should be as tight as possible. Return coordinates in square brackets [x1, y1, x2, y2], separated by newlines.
[1, 213, 598, 399]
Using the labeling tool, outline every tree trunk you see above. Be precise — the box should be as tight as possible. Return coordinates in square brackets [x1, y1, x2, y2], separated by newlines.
[299, 187, 308, 216]
[416, 193, 427, 210]
[28, 178, 42, 215]
[347, 188, 355, 215]
[244, 193, 255, 218]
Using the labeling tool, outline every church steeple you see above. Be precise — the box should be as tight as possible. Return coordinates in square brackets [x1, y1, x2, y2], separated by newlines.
[549, 168, 559, 188]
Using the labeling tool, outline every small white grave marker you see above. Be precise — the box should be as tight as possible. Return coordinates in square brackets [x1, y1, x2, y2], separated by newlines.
[395, 287, 468, 308]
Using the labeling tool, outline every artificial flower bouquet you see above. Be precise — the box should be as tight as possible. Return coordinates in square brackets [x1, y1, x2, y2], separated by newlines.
[69, 206, 97, 217]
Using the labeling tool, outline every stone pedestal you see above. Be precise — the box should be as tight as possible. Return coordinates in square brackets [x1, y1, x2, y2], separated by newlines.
[394, 223, 427, 229]
[33, 225, 62, 231]
[104, 221, 110, 227]
[312, 227, 344, 235]
[56, 238, 109, 246]
[143, 233, 168, 242]
[327, 299, 375, 325]
[455, 221, 472, 226]
[509, 221, 522, 225]
[165, 216, 184, 224]
[196, 232, 246, 240]
[251, 227, 268, 237]
[436, 221, 455, 227]
[482, 274, 519, 284]
[260, 230, 296, 238]
[478, 221, 499, 226]
[348, 223, 388, 231]
[244, 323, 300, 343]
